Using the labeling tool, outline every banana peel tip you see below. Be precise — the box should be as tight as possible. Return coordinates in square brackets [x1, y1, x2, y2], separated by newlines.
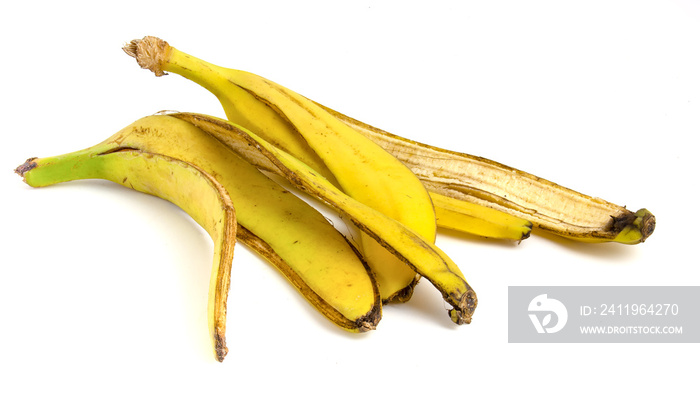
[15, 157, 38, 178]
[214, 330, 228, 363]
[358, 320, 377, 332]
[449, 288, 477, 325]
[636, 208, 656, 242]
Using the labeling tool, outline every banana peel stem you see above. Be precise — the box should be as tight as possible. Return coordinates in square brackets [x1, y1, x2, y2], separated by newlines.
[15, 158, 38, 178]
[123, 36, 171, 77]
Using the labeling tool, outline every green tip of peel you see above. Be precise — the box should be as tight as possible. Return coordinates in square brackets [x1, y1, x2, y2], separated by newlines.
[613, 208, 656, 244]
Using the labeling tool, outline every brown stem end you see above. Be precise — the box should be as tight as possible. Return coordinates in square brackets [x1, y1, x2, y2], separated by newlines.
[15, 157, 38, 178]
[214, 329, 228, 363]
[122, 36, 171, 77]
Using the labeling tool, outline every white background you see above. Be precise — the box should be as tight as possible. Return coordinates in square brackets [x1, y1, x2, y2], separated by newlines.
[2, 0, 698, 399]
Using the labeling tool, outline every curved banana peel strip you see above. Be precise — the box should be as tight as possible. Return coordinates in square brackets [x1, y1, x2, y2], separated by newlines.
[16, 149, 236, 362]
[170, 112, 477, 324]
[316, 103, 656, 244]
[235, 225, 379, 332]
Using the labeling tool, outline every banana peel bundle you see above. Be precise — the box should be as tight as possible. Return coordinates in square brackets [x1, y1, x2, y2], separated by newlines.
[15, 36, 655, 362]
